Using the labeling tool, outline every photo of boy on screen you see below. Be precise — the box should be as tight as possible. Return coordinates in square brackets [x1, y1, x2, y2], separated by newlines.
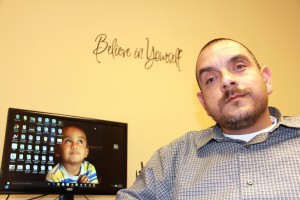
[46, 126, 99, 184]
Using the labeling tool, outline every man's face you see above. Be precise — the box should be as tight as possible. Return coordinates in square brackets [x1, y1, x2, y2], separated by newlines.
[196, 40, 272, 132]
[57, 127, 89, 165]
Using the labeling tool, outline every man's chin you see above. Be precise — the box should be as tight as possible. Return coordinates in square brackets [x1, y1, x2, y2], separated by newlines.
[220, 103, 250, 117]
[220, 107, 263, 129]
[222, 104, 247, 115]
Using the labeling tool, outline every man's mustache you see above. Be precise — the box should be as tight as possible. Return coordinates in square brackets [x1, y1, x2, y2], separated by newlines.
[219, 88, 250, 105]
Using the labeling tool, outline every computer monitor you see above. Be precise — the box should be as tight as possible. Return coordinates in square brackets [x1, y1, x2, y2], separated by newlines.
[0, 108, 127, 199]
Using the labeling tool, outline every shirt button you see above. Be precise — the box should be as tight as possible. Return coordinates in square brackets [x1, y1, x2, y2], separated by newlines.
[247, 179, 254, 185]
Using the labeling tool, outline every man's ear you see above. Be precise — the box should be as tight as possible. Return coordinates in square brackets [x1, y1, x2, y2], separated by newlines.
[197, 92, 208, 112]
[261, 66, 273, 95]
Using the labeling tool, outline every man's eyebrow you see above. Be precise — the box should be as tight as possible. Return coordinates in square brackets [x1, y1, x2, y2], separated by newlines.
[228, 54, 250, 63]
[198, 66, 215, 78]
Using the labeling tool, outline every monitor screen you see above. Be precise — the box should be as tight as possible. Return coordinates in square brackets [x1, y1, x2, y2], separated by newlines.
[0, 108, 127, 197]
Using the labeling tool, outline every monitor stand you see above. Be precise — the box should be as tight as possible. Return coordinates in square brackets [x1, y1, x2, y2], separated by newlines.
[59, 194, 74, 200]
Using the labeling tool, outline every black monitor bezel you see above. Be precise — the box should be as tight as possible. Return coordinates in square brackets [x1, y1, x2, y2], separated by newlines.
[0, 108, 127, 195]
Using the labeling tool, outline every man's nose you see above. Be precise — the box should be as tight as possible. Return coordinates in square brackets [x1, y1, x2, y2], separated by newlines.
[220, 71, 238, 92]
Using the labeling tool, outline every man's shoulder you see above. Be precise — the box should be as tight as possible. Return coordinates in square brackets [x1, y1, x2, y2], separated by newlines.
[147, 127, 215, 169]
[159, 126, 215, 153]
[176, 126, 214, 143]
[283, 116, 300, 128]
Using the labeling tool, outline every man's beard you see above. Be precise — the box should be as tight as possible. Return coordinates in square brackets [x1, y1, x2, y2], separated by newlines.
[210, 87, 268, 130]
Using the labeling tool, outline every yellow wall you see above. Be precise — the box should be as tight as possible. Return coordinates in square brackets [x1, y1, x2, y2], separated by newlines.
[0, 0, 299, 198]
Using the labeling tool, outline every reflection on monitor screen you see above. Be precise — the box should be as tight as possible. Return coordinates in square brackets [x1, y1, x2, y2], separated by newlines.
[0, 108, 127, 199]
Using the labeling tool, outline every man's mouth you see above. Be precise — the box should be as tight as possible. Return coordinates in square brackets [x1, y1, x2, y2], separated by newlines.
[225, 94, 247, 103]
[218, 88, 251, 111]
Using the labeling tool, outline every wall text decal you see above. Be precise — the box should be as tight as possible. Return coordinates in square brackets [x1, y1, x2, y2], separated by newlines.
[93, 34, 182, 71]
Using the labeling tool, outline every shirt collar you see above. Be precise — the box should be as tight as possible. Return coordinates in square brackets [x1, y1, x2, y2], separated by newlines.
[195, 107, 298, 149]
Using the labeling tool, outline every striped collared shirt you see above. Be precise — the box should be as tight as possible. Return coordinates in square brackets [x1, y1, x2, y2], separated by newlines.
[117, 107, 300, 199]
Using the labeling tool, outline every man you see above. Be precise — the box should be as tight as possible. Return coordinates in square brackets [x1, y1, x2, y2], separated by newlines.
[116, 38, 300, 199]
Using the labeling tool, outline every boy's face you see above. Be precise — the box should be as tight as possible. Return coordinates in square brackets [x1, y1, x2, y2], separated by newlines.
[56, 127, 89, 165]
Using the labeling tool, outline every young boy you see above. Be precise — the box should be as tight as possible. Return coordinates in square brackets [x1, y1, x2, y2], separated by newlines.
[46, 126, 99, 184]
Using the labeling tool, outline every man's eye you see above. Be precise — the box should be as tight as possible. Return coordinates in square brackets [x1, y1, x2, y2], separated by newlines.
[233, 64, 246, 70]
[206, 77, 216, 84]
